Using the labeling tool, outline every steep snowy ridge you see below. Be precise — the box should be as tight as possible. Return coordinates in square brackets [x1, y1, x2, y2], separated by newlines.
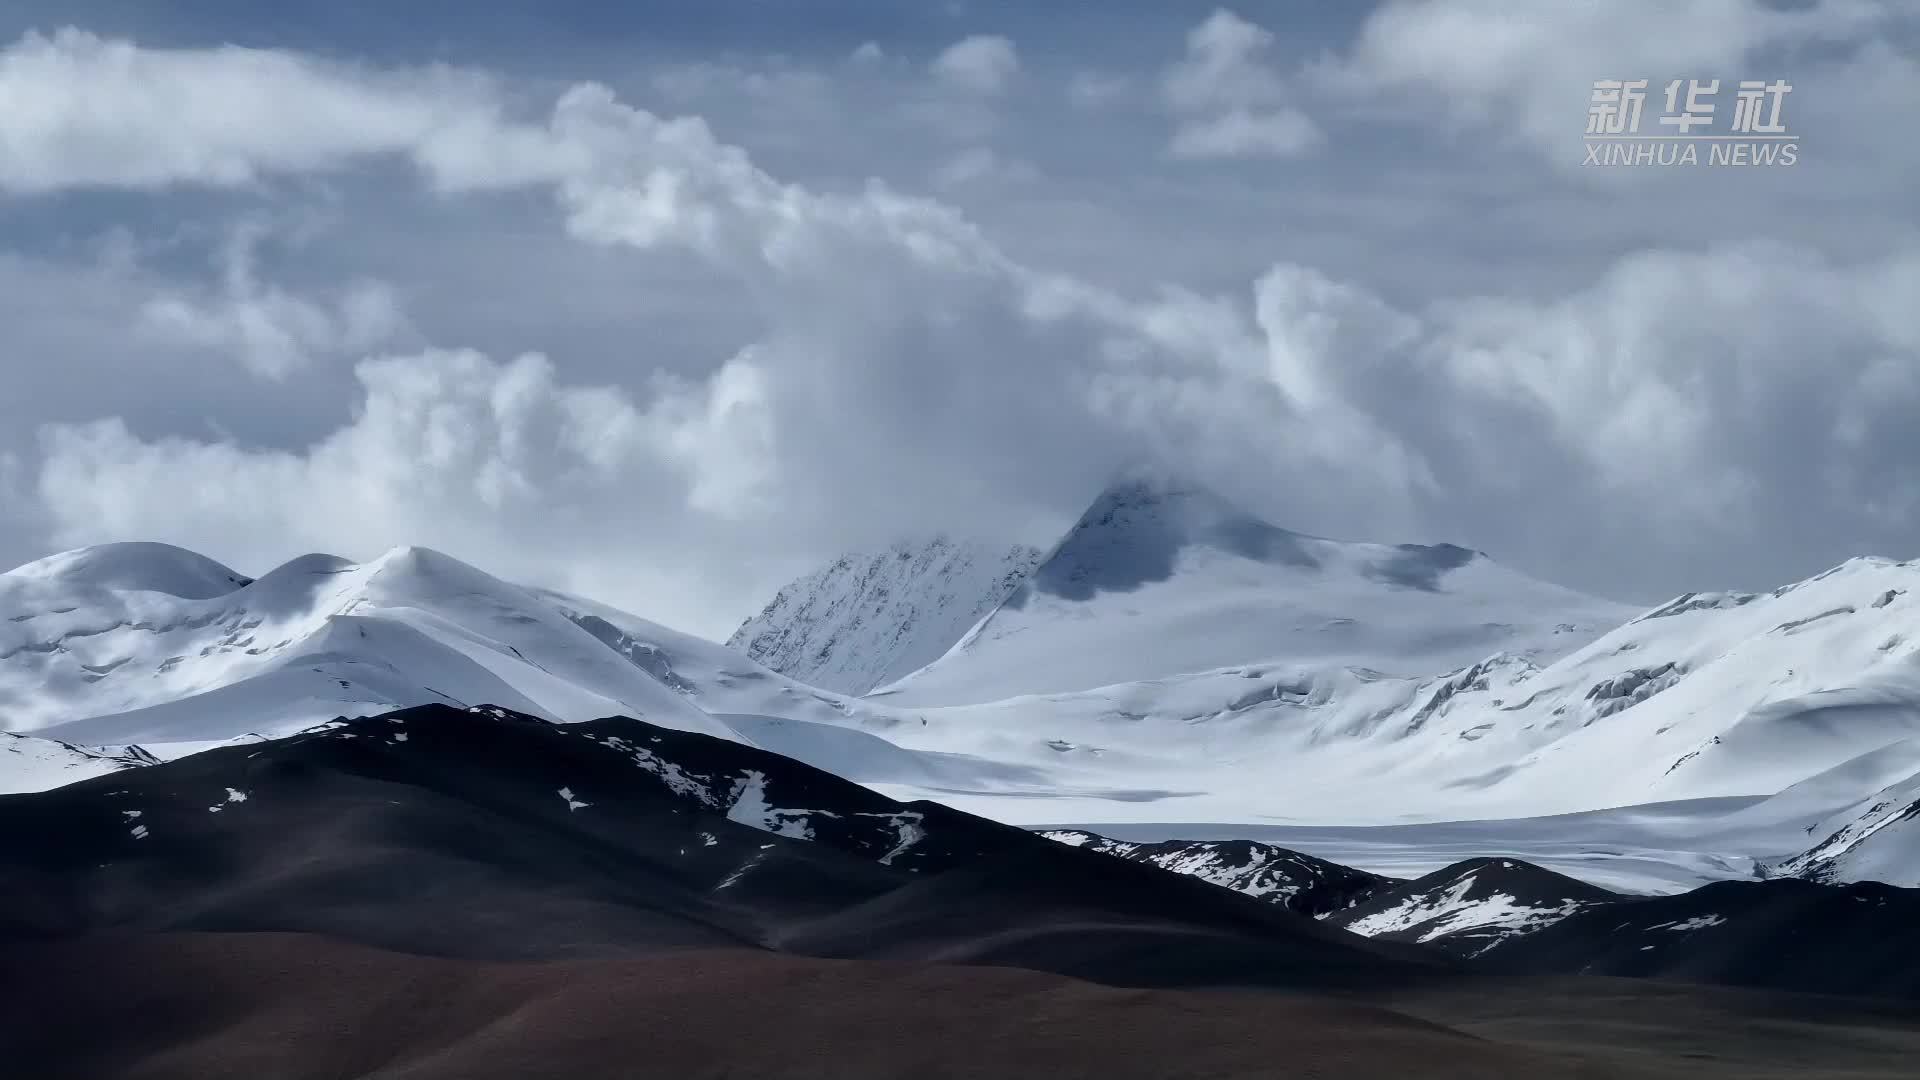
[1772, 757, 1920, 887]
[728, 537, 1041, 695]
[876, 480, 1634, 705]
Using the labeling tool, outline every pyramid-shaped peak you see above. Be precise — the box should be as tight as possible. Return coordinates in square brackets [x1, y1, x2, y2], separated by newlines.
[1032, 479, 1322, 603]
[1050, 475, 1492, 595]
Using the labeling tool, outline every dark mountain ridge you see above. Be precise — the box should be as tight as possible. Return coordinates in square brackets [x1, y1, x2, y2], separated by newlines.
[0, 703, 1429, 992]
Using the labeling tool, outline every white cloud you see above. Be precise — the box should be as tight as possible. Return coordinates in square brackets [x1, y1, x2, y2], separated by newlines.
[17, 62, 1381, 628]
[1163, 10, 1320, 159]
[1311, 0, 1900, 166]
[0, 28, 558, 192]
[931, 34, 1019, 95]
[1169, 108, 1320, 159]
[1241, 243, 1920, 584]
[137, 222, 405, 378]
[1165, 9, 1288, 112]
[10, 24, 1920, 635]
[930, 146, 1037, 188]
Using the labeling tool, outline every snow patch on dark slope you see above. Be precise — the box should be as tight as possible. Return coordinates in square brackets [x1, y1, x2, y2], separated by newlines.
[1325, 858, 1621, 957]
[728, 537, 1042, 695]
[1040, 829, 1399, 916]
[875, 478, 1633, 705]
[0, 703, 1431, 994]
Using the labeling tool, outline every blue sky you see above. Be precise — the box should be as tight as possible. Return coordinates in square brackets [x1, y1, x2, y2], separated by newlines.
[1, 1, 1916, 635]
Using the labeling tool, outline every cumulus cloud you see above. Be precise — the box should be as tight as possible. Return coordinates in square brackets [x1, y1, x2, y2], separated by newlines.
[1243, 244, 1920, 591]
[9, 24, 1920, 637]
[930, 34, 1019, 95]
[137, 222, 405, 378]
[1162, 10, 1319, 159]
[14, 52, 1353, 627]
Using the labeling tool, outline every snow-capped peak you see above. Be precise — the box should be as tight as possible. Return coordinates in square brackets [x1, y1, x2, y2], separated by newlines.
[872, 478, 1630, 705]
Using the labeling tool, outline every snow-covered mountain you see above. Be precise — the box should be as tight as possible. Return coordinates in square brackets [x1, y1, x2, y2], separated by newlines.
[9, 522, 1920, 903]
[728, 537, 1041, 695]
[0, 543, 735, 749]
[0, 541, 1059, 797]
[873, 480, 1634, 706]
[865, 553, 1920, 830]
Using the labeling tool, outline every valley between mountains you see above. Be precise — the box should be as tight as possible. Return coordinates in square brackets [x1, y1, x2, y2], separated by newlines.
[7, 477, 1920, 1076]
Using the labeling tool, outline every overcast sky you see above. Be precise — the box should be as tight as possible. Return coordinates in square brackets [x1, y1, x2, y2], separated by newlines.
[1, 1, 1916, 638]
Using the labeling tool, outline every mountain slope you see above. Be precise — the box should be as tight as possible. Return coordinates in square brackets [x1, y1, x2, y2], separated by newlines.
[10, 702, 1920, 1015]
[729, 537, 1042, 695]
[1771, 759, 1920, 887]
[0, 702, 1431, 994]
[876, 480, 1634, 705]
[1041, 829, 1399, 916]
[0, 544, 797, 756]
[1486, 879, 1920, 1000]
[1326, 858, 1620, 956]
[2, 542, 252, 601]
[17, 714, 1920, 1080]
[0, 729, 156, 794]
[870, 553, 1920, 827]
